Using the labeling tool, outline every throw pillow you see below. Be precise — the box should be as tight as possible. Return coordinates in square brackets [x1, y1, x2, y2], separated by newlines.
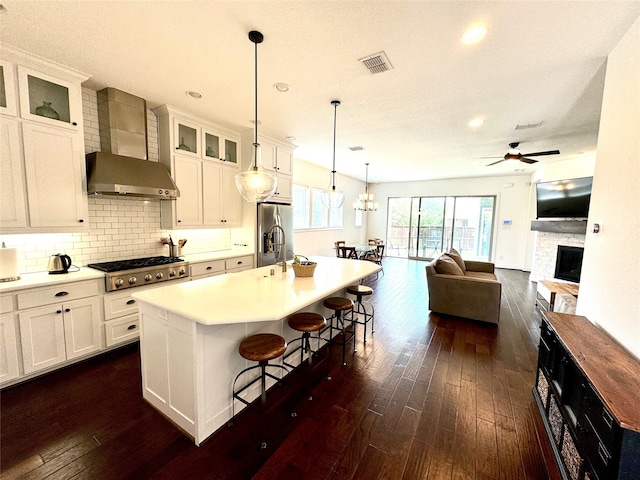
[434, 255, 464, 276]
[446, 248, 466, 273]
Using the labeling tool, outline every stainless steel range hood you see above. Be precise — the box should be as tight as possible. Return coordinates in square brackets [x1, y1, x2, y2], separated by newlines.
[86, 152, 179, 199]
[86, 88, 179, 199]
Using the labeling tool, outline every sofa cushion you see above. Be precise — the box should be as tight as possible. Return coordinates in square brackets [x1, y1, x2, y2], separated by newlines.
[434, 255, 464, 276]
[464, 271, 497, 281]
[446, 248, 466, 273]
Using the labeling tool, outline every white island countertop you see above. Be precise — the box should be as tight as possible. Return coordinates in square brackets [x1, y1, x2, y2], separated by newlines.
[132, 255, 380, 325]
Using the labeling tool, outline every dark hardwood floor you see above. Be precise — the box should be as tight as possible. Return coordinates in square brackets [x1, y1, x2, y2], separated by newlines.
[1, 258, 555, 479]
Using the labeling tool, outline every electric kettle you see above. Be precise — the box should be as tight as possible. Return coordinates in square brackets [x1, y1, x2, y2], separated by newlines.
[48, 254, 72, 274]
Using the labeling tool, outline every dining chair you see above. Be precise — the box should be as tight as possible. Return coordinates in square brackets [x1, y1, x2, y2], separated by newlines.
[334, 240, 346, 257]
[338, 246, 358, 259]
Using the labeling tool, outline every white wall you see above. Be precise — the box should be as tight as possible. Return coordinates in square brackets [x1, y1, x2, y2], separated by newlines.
[367, 175, 532, 269]
[577, 17, 640, 359]
[292, 160, 366, 257]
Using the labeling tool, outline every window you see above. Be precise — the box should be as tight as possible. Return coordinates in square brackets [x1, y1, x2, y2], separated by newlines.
[293, 184, 343, 229]
[292, 184, 308, 229]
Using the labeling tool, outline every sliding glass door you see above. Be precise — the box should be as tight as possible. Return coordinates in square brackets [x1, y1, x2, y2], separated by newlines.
[386, 195, 495, 260]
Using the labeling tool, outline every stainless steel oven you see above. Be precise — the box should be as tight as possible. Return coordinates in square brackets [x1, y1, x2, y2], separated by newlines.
[87, 256, 189, 292]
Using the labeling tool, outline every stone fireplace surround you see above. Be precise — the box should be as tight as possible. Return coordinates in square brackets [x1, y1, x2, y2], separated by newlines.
[530, 231, 586, 282]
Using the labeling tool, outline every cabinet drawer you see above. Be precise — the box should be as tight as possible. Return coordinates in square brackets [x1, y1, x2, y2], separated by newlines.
[190, 260, 224, 277]
[581, 384, 617, 452]
[580, 415, 615, 480]
[17, 280, 100, 310]
[1, 294, 14, 314]
[104, 291, 139, 321]
[225, 255, 253, 271]
[104, 314, 139, 347]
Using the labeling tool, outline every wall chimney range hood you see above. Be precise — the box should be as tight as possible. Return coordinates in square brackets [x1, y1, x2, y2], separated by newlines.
[86, 88, 179, 199]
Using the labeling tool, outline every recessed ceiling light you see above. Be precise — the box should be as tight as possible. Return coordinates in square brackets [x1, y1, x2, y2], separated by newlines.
[461, 26, 487, 44]
[273, 83, 291, 93]
[469, 118, 485, 127]
[285, 136, 296, 142]
[186, 91, 202, 99]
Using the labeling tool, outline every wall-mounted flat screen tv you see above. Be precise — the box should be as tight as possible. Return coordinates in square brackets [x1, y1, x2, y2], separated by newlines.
[536, 176, 593, 219]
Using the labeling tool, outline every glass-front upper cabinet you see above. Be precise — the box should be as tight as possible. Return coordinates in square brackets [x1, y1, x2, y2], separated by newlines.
[202, 129, 238, 165]
[0, 60, 17, 116]
[224, 138, 238, 164]
[173, 117, 200, 157]
[17, 65, 82, 130]
[203, 130, 221, 160]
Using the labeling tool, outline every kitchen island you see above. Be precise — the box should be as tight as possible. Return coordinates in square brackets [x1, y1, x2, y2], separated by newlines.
[132, 255, 380, 445]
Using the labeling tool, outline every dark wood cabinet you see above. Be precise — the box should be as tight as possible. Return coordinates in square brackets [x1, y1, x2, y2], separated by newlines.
[533, 311, 640, 480]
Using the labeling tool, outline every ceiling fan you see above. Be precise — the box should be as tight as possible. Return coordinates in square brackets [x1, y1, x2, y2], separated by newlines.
[484, 142, 560, 166]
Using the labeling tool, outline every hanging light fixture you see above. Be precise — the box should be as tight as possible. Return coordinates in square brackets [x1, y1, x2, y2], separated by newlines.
[320, 100, 346, 209]
[353, 163, 378, 211]
[235, 30, 277, 203]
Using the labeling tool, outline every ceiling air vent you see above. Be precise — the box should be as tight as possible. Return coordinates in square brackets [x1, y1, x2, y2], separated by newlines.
[358, 51, 393, 75]
[349, 146, 365, 152]
[515, 121, 543, 130]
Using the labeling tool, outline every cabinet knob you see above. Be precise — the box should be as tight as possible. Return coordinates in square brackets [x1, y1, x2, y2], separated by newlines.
[126, 299, 136, 305]
[55, 291, 69, 297]
[78, 219, 84, 223]
[72, 122, 78, 126]
[65, 308, 70, 313]
[206, 266, 212, 270]
[178, 220, 182, 223]
[127, 324, 137, 331]
[56, 309, 62, 314]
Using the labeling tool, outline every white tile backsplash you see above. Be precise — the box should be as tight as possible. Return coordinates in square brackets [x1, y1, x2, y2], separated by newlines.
[2, 86, 235, 274]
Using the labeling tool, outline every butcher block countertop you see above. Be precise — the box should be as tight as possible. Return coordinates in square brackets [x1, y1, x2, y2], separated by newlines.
[132, 256, 381, 326]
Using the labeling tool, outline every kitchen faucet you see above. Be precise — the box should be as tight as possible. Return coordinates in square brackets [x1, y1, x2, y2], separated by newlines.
[266, 224, 287, 272]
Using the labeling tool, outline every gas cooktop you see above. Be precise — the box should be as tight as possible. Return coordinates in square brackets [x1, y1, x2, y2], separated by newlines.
[87, 256, 189, 291]
[87, 256, 184, 273]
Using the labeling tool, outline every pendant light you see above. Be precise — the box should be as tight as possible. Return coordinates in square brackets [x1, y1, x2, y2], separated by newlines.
[353, 163, 378, 211]
[235, 30, 277, 203]
[320, 100, 346, 209]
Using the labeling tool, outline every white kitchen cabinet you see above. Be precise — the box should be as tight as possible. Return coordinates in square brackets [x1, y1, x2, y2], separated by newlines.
[173, 155, 203, 227]
[0, 46, 89, 233]
[17, 64, 84, 132]
[241, 130, 294, 203]
[0, 59, 18, 116]
[0, 117, 28, 229]
[155, 105, 242, 229]
[202, 162, 241, 226]
[103, 290, 140, 347]
[190, 259, 225, 280]
[0, 313, 21, 384]
[19, 296, 101, 374]
[225, 255, 254, 273]
[22, 122, 88, 228]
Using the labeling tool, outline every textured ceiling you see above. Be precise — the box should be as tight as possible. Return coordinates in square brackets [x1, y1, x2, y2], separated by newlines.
[1, 1, 639, 183]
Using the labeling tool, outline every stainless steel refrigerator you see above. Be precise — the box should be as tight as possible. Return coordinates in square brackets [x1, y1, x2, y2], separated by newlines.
[257, 202, 294, 267]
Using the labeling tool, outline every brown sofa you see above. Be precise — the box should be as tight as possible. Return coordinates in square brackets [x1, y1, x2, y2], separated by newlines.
[425, 252, 501, 324]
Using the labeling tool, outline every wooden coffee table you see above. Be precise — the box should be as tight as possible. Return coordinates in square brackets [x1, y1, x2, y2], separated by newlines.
[536, 280, 579, 311]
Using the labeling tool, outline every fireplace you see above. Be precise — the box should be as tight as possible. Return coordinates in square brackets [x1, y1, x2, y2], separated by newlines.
[555, 246, 584, 283]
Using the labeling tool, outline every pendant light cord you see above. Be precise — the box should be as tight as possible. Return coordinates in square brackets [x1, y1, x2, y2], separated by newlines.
[331, 100, 340, 190]
[253, 38, 258, 167]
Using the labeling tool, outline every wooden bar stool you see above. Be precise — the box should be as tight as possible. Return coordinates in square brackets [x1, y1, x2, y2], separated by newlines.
[231, 333, 289, 426]
[283, 312, 327, 369]
[284, 312, 328, 398]
[346, 284, 375, 343]
[323, 297, 355, 366]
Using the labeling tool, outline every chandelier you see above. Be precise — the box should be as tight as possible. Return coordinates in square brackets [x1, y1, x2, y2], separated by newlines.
[354, 163, 378, 211]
